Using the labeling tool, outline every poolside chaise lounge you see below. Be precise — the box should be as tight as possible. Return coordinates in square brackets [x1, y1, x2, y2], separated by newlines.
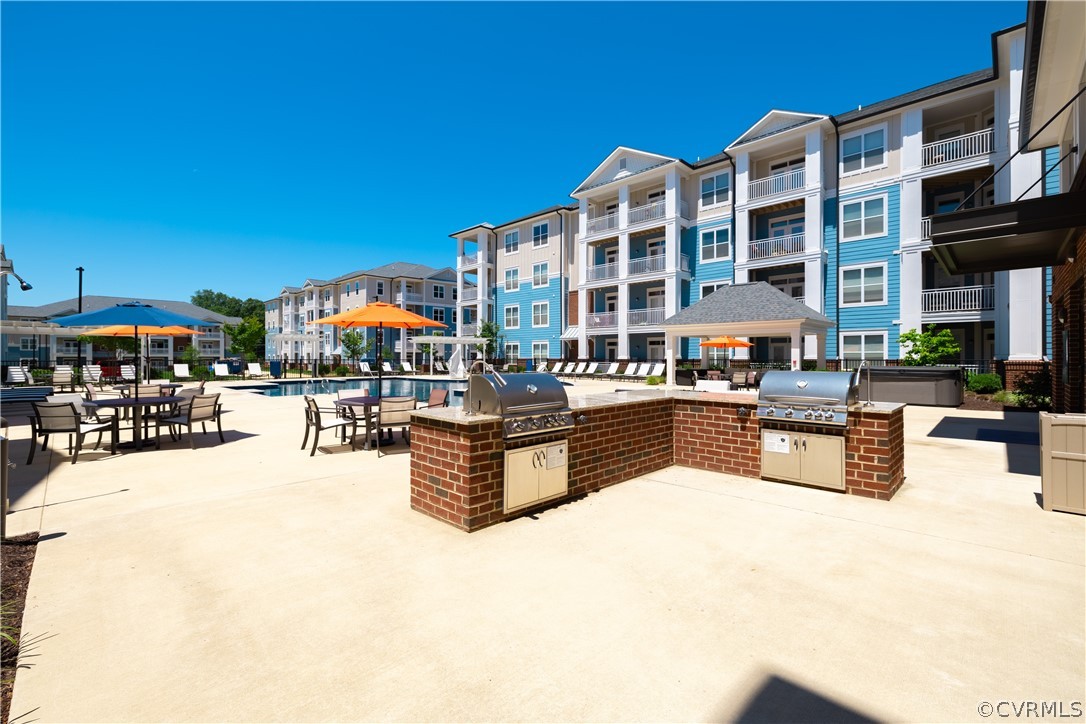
[5, 365, 31, 386]
[381, 362, 395, 374]
[400, 362, 418, 375]
[648, 363, 665, 378]
[358, 362, 375, 377]
[173, 364, 191, 380]
[120, 365, 137, 383]
[578, 362, 599, 377]
[247, 363, 270, 379]
[601, 362, 619, 378]
[635, 363, 652, 377]
[213, 363, 232, 379]
[620, 363, 640, 379]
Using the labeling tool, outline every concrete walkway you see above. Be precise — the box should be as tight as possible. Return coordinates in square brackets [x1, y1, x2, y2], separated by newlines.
[3, 382, 1083, 722]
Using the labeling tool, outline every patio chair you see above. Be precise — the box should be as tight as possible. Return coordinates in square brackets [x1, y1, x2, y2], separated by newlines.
[213, 363, 231, 379]
[534, 361, 549, 374]
[27, 400, 117, 465]
[247, 363, 270, 379]
[423, 389, 449, 408]
[301, 395, 357, 456]
[5, 365, 31, 386]
[120, 365, 137, 383]
[52, 365, 75, 392]
[635, 363, 652, 377]
[559, 362, 576, 376]
[571, 361, 588, 377]
[649, 363, 665, 378]
[731, 372, 748, 390]
[158, 393, 225, 449]
[358, 361, 375, 377]
[381, 361, 395, 374]
[376, 396, 417, 457]
[400, 362, 418, 375]
[173, 363, 191, 380]
[84, 364, 105, 387]
[580, 362, 599, 377]
[746, 371, 759, 390]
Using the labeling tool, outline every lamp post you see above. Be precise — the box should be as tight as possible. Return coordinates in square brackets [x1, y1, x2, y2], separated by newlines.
[76, 266, 85, 372]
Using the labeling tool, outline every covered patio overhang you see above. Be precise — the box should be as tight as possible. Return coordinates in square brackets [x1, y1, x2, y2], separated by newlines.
[929, 189, 1086, 275]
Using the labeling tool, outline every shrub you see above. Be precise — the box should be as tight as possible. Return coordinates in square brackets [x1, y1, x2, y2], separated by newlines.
[645, 375, 663, 386]
[966, 372, 1002, 394]
[1013, 365, 1052, 409]
[192, 366, 213, 381]
[334, 365, 350, 377]
[899, 324, 962, 365]
[318, 364, 332, 376]
[30, 369, 50, 382]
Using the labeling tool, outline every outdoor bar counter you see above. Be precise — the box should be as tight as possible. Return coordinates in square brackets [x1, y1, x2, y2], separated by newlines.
[410, 389, 905, 532]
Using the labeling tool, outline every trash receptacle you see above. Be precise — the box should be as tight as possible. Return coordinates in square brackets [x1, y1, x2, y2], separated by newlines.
[269, 360, 282, 379]
[524, 359, 534, 372]
[1040, 412, 1086, 514]
[227, 358, 242, 375]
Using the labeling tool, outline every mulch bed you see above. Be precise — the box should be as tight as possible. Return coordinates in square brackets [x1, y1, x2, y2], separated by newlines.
[2, 532, 38, 724]
[960, 392, 1007, 411]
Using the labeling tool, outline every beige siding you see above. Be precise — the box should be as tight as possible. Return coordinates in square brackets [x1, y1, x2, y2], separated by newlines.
[839, 115, 903, 190]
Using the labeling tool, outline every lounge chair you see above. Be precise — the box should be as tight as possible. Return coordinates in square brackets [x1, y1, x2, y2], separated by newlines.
[635, 363, 652, 377]
[579, 362, 599, 377]
[534, 361, 549, 374]
[358, 361, 375, 377]
[5, 365, 30, 386]
[301, 395, 357, 456]
[621, 363, 640, 379]
[400, 362, 418, 375]
[83, 364, 104, 387]
[559, 362, 576, 376]
[27, 400, 117, 465]
[649, 363, 665, 378]
[601, 362, 619, 378]
[120, 364, 137, 383]
[213, 363, 232, 379]
[375, 396, 417, 457]
[247, 363, 270, 379]
[159, 393, 225, 449]
[381, 361, 395, 374]
[173, 363, 192, 380]
[570, 362, 588, 377]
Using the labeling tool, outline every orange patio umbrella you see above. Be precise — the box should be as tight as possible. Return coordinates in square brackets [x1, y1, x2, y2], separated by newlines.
[700, 335, 754, 363]
[310, 301, 446, 398]
[86, 325, 204, 377]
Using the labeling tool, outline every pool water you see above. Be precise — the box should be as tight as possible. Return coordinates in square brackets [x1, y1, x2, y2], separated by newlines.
[250, 378, 466, 406]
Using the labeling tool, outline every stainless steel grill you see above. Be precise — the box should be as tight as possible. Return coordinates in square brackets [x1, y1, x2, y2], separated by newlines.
[465, 372, 575, 439]
[756, 370, 859, 426]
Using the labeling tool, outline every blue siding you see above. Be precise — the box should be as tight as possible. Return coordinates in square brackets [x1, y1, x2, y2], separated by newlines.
[494, 275, 562, 360]
[833, 184, 901, 359]
[823, 197, 839, 358]
[1044, 146, 1061, 196]
[685, 217, 734, 357]
[1045, 266, 1052, 358]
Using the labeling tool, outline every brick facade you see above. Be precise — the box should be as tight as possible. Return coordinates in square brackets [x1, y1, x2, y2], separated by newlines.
[411, 393, 907, 532]
[1050, 228, 1085, 414]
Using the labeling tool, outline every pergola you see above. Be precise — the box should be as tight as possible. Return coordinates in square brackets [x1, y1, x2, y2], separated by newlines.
[659, 282, 835, 385]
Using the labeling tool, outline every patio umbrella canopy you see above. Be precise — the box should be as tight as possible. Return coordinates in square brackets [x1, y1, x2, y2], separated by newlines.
[311, 301, 446, 398]
[51, 301, 211, 404]
[700, 335, 754, 363]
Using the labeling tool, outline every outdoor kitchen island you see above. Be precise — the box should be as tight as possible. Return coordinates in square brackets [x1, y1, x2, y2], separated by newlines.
[410, 388, 905, 532]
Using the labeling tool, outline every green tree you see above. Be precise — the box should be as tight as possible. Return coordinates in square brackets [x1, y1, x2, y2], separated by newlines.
[341, 329, 369, 368]
[191, 289, 265, 320]
[477, 321, 500, 360]
[224, 317, 266, 362]
[78, 334, 136, 356]
[898, 325, 961, 366]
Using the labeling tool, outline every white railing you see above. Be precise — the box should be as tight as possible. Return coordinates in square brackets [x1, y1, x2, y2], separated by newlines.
[748, 168, 805, 200]
[921, 285, 995, 313]
[587, 212, 619, 235]
[586, 262, 619, 281]
[748, 233, 805, 261]
[922, 128, 994, 167]
[628, 255, 666, 276]
[462, 288, 478, 301]
[921, 217, 931, 240]
[458, 252, 481, 268]
[628, 200, 665, 226]
[795, 297, 806, 307]
[680, 200, 690, 219]
[585, 312, 618, 329]
[628, 308, 666, 326]
[680, 253, 690, 272]
[396, 292, 423, 304]
[461, 324, 478, 336]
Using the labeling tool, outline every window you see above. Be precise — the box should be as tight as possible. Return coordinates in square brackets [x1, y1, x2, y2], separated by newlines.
[700, 172, 730, 207]
[505, 342, 520, 361]
[504, 269, 519, 291]
[700, 227, 730, 261]
[343, 284, 350, 297]
[433, 284, 445, 299]
[618, 157, 627, 170]
[841, 195, 886, 241]
[452, 287, 458, 300]
[532, 222, 549, 248]
[532, 301, 549, 327]
[452, 309, 457, 324]
[432, 308, 445, 323]
[533, 262, 549, 287]
[324, 289, 331, 301]
[701, 282, 729, 299]
[504, 230, 520, 254]
[20, 337, 37, 351]
[841, 332, 887, 361]
[840, 264, 886, 306]
[842, 126, 886, 174]
[375, 281, 384, 296]
[504, 305, 520, 329]
[354, 282, 360, 295]
[532, 341, 548, 361]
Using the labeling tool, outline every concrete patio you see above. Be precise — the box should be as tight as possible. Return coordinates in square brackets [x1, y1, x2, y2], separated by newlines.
[3, 381, 1083, 722]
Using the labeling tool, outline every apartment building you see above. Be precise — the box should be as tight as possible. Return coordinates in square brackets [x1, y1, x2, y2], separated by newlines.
[453, 20, 1056, 370]
[264, 262, 459, 362]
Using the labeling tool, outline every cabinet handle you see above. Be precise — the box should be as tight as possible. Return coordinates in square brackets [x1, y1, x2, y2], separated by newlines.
[802, 439, 807, 451]
[794, 438, 799, 451]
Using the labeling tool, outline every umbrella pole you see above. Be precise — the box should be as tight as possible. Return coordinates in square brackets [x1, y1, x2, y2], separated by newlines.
[376, 322, 383, 400]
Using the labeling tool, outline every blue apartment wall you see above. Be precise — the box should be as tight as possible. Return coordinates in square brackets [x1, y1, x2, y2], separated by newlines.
[684, 218, 734, 358]
[1044, 146, 1060, 196]
[494, 276, 562, 360]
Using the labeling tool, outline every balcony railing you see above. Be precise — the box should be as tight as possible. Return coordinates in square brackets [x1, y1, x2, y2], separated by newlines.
[461, 323, 478, 336]
[587, 212, 619, 235]
[921, 217, 931, 240]
[922, 129, 994, 167]
[628, 254, 665, 276]
[586, 262, 619, 281]
[585, 312, 618, 329]
[680, 253, 690, 272]
[921, 285, 995, 313]
[748, 233, 805, 261]
[628, 308, 666, 326]
[748, 168, 805, 201]
[628, 200, 665, 225]
[458, 251, 482, 268]
[396, 292, 423, 304]
[462, 288, 478, 301]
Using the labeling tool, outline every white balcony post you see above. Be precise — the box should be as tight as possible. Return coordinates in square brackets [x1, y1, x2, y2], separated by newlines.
[899, 251, 922, 340]
[901, 177, 922, 243]
[665, 222, 678, 273]
[735, 210, 750, 265]
[617, 285, 630, 359]
[618, 186, 629, 231]
[578, 198, 588, 239]
[790, 329, 802, 370]
[577, 290, 588, 360]
[805, 128, 822, 191]
[618, 233, 630, 281]
[665, 168, 679, 218]
[734, 152, 749, 206]
[578, 240, 588, 286]
[902, 108, 923, 173]
[664, 276, 677, 318]
[803, 193, 822, 254]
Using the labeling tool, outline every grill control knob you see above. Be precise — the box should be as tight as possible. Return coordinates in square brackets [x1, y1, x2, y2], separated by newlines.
[513, 421, 525, 432]
[784, 407, 794, 418]
[764, 408, 775, 416]
[530, 418, 540, 430]
[803, 410, 814, 420]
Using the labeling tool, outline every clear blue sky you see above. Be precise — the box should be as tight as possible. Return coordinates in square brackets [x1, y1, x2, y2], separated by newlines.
[2, 1, 1025, 308]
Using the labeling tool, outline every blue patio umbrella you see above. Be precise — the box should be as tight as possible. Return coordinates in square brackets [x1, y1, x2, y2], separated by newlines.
[51, 301, 210, 398]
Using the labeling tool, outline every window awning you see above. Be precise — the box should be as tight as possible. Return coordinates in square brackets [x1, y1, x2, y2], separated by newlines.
[930, 190, 1086, 275]
[560, 325, 580, 340]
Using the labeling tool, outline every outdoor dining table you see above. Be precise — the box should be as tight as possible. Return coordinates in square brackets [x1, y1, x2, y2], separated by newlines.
[83, 395, 183, 451]
[333, 396, 394, 451]
[113, 383, 183, 395]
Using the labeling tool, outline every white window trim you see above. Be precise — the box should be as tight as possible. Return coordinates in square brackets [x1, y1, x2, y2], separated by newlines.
[840, 122, 888, 177]
[532, 341, 549, 360]
[505, 342, 520, 360]
[432, 284, 445, 299]
[532, 301, 549, 328]
[839, 192, 889, 242]
[532, 262, 550, 288]
[700, 281, 731, 299]
[504, 269, 519, 292]
[839, 330, 888, 360]
[504, 305, 520, 330]
[432, 308, 445, 323]
[699, 226, 731, 263]
[532, 222, 549, 248]
[504, 230, 520, 255]
[698, 170, 731, 210]
[839, 261, 888, 308]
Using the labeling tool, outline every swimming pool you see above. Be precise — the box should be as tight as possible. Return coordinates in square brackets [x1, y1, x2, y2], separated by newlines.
[247, 378, 466, 405]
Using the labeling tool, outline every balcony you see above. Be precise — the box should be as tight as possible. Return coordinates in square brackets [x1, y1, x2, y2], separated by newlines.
[396, 292, 423, 304]
[748, 168, 805, 201]
[921, 217, 931, 240]
[748, 233, 805, 261]
[921, 285, 995, 313]
[586, 262, 619, 282]
[628, 308, 666, 326]
[628, 255, 665, 276]
[587, 212, 618, 235]
[585, 312, 618, 329]
[461, 323, 478, 336]
[462, 288, 478, 302]
[458, 251, 483, 268]
[922, 129, 993, 167]
[628, 200, 665, 226]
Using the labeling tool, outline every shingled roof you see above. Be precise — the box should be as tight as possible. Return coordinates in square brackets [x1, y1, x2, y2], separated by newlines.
[661, 283, 832, 327]
[6, 296, 241, 324]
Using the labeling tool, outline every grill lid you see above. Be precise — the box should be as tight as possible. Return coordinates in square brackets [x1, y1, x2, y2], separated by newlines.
[758, 370, 859, 407]
[465, 372, 571, 417]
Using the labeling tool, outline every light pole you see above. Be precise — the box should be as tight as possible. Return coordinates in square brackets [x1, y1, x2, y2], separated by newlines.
[76, 266, 85, 372]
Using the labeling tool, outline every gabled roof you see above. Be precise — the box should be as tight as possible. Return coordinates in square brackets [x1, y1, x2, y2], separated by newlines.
[279, 286, 302, 294]
[7, 296, 241, 325]
[661, 283, 833, 327]
[835, 69, 995, 125]
[726, 111, 829, 151]
[573, 146, 679, 195]
[362, 261, 439, 280]
[449, 222, 495, 238]
[425, 266, 458, 283]
[301, 279, 329, 288]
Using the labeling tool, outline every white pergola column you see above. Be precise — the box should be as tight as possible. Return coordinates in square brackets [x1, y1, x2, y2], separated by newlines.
[790, 328, 802, 370]
[816, 332, 827, 369]
[665, 330, 678, 386]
